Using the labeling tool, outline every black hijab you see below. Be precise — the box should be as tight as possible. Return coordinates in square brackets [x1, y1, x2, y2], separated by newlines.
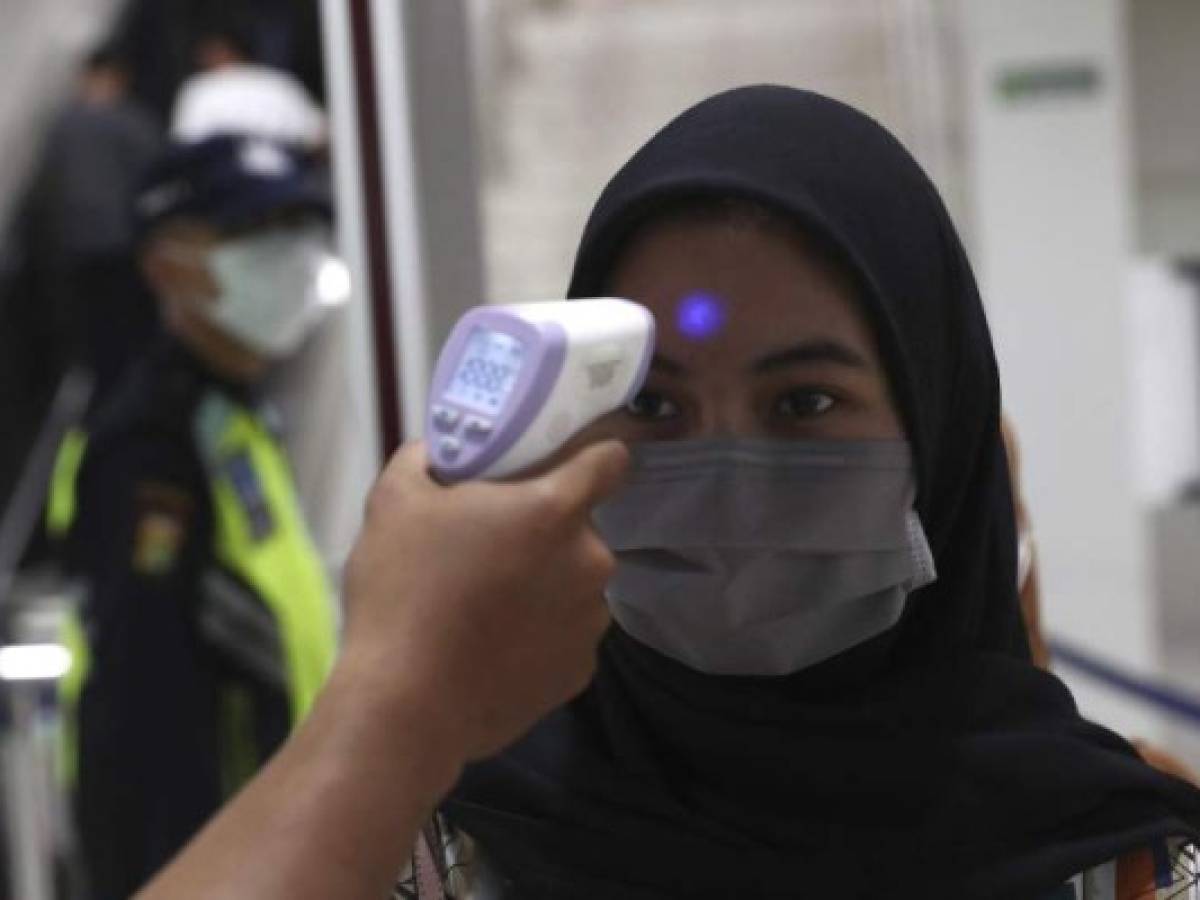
[445, 86, 1200, 898]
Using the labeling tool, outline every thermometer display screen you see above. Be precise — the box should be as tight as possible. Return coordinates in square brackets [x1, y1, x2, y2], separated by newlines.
[443, 327, 527, 415]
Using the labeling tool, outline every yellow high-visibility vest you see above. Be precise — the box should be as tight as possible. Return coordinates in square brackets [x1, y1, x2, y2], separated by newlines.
[49, 394, 337, 787]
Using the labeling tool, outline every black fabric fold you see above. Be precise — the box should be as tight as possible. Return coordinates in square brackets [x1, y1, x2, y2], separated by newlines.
[445, 85, 1200, 897]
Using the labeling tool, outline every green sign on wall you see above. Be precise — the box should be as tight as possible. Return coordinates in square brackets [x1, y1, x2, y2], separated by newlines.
[996, 62, 1102, 102]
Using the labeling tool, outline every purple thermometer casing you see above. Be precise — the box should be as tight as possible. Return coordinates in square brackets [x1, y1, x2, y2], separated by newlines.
[427, 308, 567, 482]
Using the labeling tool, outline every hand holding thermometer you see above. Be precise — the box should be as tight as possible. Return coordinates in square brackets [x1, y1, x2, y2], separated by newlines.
[427, 299, 655, 482]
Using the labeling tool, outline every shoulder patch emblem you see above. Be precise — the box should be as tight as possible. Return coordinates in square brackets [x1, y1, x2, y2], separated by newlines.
[132, 482, 193, 576]
[132, 511, 187, 575]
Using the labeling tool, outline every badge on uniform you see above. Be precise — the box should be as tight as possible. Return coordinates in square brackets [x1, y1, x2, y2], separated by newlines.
[223, 451, 276, 542]
[132, 482, 193, 576]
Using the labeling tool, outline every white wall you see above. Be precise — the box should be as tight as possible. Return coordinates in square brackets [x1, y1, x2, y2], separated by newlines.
[1126, 261, 1199, 505]
[961, 0, 1160, 736]
[472, 0, 953, 303]
[1129, 0, 1200, 258]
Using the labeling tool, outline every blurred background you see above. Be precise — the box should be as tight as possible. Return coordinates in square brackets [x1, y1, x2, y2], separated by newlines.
[0, 0, 1197, 896]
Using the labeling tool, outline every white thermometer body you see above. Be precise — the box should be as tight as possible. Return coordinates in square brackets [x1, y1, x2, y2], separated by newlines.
[426, 298, 655, 481]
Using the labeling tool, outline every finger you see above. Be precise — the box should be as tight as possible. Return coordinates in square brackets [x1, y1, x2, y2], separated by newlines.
[392, 440, 431, 477]
[536, 439, 630, 513]
[373, 441, 434, 496]
[493, 426, 607, 484]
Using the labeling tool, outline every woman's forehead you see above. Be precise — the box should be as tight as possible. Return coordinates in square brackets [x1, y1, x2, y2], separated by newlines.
[608, 218, 883, 371]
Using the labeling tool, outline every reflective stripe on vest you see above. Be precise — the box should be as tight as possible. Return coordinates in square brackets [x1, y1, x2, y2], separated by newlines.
[48, 429, 92, 787]
[57, 612, 91, 787]
[46, 428, 88, 540]
[199, 398, 336, 725]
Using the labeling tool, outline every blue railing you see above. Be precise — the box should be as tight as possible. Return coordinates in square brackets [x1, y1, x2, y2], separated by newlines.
[1050, 638, 1200, 730]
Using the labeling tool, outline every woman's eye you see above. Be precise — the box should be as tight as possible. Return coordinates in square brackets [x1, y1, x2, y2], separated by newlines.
[774, 389, 836, 419]
[625, 390, 680, 421]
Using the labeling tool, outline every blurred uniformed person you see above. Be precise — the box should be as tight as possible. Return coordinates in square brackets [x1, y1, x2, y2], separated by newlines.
[46, 134, 346, 899]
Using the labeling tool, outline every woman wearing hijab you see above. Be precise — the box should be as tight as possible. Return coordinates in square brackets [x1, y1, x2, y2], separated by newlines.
[140, 86, 1200, 900]
[430, 86, 1200, 898]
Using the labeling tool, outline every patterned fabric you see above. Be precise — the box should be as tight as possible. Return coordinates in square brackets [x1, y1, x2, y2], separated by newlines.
[1065, 840, 1199, 899]
[398, 826, 1199, 900]
[396, 817, 500, 900]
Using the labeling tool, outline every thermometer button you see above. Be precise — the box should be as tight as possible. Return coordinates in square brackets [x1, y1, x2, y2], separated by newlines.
[463, 417, 494, 441]
[432, 405, 462, 432]
[438, 436, 463, 461]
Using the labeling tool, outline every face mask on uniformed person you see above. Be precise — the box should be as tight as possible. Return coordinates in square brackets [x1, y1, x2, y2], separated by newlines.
[206, 221, 351, 357]
[592, 439, 937, 676]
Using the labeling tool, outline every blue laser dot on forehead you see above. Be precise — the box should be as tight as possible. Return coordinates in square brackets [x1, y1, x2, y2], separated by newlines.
[675, 292, 727, 341]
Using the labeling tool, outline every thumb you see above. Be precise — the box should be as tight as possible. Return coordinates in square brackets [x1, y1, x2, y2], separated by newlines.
[536, 439, 630, 514]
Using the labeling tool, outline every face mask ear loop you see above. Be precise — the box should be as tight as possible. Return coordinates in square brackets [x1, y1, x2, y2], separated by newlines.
[904, 510, 938, 592]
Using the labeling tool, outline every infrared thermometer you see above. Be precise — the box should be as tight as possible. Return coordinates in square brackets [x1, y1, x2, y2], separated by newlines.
[426, 298, 655, 482]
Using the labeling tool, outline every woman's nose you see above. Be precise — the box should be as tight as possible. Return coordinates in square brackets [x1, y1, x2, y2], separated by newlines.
[690, 397, 762, 440]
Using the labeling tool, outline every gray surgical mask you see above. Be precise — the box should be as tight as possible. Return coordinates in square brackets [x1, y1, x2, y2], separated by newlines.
[593, 439, 936, 676]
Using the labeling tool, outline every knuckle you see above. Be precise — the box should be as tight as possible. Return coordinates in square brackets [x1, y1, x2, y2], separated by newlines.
[345, 539, 365, 571]
[581, 534, 617, 582]
[569, 592, 610, 643]
[364, 475, 401, 521]
[596, 545, 618, 580]
[586, 601, 612, 640]
[362, 491, 385, 525]
[526, 480, 573, 523]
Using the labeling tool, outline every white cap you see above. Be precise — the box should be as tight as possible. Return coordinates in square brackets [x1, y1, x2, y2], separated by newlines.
[171, 63, 326, 149]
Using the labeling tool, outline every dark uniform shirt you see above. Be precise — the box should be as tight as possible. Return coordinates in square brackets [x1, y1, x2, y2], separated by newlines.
[55, 336, 328, 899]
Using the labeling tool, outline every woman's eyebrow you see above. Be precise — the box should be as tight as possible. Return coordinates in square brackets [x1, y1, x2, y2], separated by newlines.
[649, 340, 868, 377]
[750, 339, 869, 374]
